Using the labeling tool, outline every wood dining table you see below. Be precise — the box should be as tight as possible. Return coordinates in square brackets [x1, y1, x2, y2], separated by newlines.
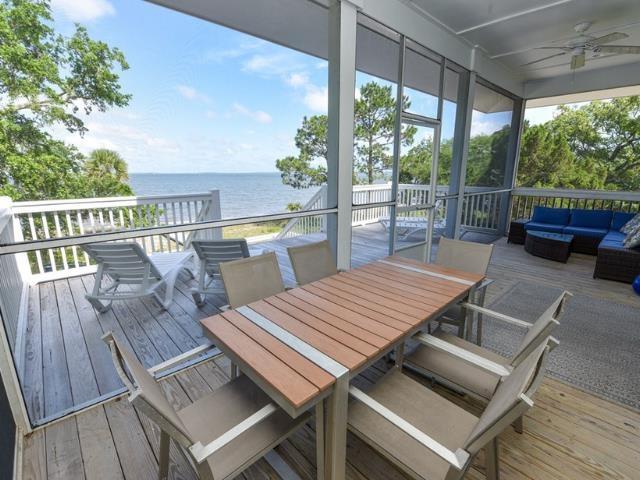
[200, 254, 485, 480]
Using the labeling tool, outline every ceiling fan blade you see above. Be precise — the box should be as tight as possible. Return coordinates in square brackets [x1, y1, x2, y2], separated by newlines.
[536, 46, 572, 51]
[597, 45, 640, 54]
[521, 52, 566, 66]
[571, 53, 585, 69]
[589, 32, 629, 46]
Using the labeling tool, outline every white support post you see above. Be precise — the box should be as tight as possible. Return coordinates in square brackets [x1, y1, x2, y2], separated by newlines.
[452, 72, 477, 239]
[209, 189, 223, 240]
[327, 0, 360, 271]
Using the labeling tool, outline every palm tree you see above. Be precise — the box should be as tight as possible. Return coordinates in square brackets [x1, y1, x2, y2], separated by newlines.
[84, 149, 129, 182]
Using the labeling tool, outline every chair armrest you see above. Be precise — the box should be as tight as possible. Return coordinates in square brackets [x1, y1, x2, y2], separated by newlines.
[148, 342, 218, 376]
[413, 333, 512, 377]
[476, 278, 494, 293]
[189, 403, 278, 463]
[459, 303, 533, 329]
[349, 386, 470, 470]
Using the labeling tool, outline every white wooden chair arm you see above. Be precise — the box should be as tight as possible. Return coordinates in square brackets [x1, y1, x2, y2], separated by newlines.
[349, 386, 470, 470]
[458, 303, 533, 329]
[148, 342, 217, 376]
[413, 333, 512, 377]
[189, 403, 278, 464]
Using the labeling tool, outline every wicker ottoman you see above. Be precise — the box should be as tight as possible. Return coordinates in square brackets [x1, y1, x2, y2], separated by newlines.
[593, 246, 640, 283]
[508, 219, 528, 244]
[524, 231, 574, 263]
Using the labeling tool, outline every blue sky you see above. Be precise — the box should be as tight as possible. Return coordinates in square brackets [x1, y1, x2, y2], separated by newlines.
[49, 0, 538, 173]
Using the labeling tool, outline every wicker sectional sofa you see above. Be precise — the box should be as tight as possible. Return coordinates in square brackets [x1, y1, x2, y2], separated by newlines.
[511, 206, 640, 283]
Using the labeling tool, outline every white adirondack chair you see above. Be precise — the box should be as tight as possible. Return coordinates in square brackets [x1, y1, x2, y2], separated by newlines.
[82, 242, 195, 312]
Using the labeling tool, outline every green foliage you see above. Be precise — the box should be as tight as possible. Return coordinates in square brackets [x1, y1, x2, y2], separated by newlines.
[83, 149, 133, 197]
[286, 202, 303, 212]
[276, 82, 415, 188]
[0, 0, 131, 200]
[518, 97, 640, 190]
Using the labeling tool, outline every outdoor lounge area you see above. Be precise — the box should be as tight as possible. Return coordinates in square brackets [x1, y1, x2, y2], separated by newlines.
[1, 1, 640, 480]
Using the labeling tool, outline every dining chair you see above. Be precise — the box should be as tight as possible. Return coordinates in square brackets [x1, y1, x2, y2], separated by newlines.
[219, 252, 285, 309]
[404, 290, 570, 433]
[102, 332, 310, 480]
[348, 339, 551, 480]
[190, 239, 250, 306]
[433, 237, 494, 342]
[287, 239, 338, 286]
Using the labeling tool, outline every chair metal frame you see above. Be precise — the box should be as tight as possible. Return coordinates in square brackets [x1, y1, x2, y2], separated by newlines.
[83, 242, 194, 312]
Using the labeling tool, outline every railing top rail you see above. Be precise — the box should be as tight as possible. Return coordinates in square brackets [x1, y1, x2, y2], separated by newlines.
[513, 187, 640, 202]
[463, 188, 512, 197]
[11, 191, 216, 214]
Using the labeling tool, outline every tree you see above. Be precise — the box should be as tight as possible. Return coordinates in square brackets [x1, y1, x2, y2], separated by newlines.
[0, 0, 131, 200]
[276, 82, 415, 188]
[83, 149, 134, 197]
[550, 97, 640, 190]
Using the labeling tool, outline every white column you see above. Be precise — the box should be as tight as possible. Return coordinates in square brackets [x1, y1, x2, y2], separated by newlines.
[452, 72, 477, 239]
[327, 0, 360, 270]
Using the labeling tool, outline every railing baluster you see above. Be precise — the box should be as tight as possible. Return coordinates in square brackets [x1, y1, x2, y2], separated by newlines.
[76, 211, 90, 265]
[40, 212, 57, 272]
[53, 213, 68, 271]
[28, 213, 45, 274]
[65, 211, 79, 269]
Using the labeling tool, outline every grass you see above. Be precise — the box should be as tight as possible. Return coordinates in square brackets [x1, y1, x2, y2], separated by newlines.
[222, 221, 286, 239]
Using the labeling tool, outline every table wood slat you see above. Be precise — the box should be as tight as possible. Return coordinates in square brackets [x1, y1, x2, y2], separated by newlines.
[288, 288, 404, 342]
[200, 314, 319, 408]
[305, 281, 419, 328]
[363, 263, 468, 297]
[332, 272, 442, 311]
[374, 261, 472, 293]
[318, 277, 431, 320]
[389, 255, 485, 284]
[264, 296, 381, 356]
[249, 300, 367, 370]
[340, 270, 452, 309]
[222, 311, 334, 391]
[274, 292, 389, 349]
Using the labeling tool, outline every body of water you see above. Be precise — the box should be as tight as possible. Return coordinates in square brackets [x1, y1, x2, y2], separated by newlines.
[129, 172, 320, 219]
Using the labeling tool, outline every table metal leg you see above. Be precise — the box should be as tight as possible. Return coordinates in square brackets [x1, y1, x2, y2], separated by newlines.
[324, 373, 349, 480]
[316, 402, 325, 480]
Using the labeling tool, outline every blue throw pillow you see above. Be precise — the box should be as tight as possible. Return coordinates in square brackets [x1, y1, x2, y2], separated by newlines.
[624, 224, 640, 249]
[531, 206, 570, 225]
[621, 213, 640, 234]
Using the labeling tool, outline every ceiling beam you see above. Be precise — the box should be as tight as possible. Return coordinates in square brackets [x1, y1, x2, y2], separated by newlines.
[456, 0, 573, 35]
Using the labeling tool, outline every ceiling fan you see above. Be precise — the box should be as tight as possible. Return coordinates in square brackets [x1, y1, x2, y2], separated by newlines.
[523, 22, 640, 70]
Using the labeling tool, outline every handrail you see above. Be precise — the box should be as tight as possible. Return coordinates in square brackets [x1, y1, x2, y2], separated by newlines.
[12, 192, 212, 214]
[512, 187, 640, 201]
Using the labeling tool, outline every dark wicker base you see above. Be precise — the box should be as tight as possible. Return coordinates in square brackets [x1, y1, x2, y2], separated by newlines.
[571, 235, 601, 255]
[525, 233, 572, 263]
[593, 247, 640, 283]
[508, 219, 528, 244]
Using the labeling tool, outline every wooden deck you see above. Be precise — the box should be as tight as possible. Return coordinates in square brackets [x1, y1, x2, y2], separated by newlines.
[18, 223, 640, 479]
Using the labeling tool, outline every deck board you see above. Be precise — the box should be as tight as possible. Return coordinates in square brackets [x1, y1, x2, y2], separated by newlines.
[18, 224, 640, 479]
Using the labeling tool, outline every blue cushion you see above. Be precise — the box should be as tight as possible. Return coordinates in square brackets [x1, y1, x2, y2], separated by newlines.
[600, 231, 628, 249]
[569, 209, 612, 229]
[563, 226, 608, 238]
[524, 221, 566, 234]
[531, 206, 570, 225]
[611, 212, 636, 231]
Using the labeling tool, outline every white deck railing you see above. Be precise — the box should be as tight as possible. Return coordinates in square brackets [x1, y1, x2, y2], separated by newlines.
[278, 184, 505, 238]
[0, 198, 30, 356]
[11, 190, 221, 282]
[510, 187, 640, 220]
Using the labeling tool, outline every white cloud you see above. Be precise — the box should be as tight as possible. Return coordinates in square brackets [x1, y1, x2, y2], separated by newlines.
[303, 86, 328, 113]
[51, 0, 115, 22]
[203, 41, 265, 63]
[286, 73, 309, 88]
[176, 85, 211, 103]
[232, 103, 272, 124]
[470, 118, 505, 136]
[242, 53, 306, 77]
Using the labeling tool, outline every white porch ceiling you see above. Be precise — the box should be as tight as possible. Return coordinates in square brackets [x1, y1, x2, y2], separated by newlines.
[407, 0, 640, 81]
